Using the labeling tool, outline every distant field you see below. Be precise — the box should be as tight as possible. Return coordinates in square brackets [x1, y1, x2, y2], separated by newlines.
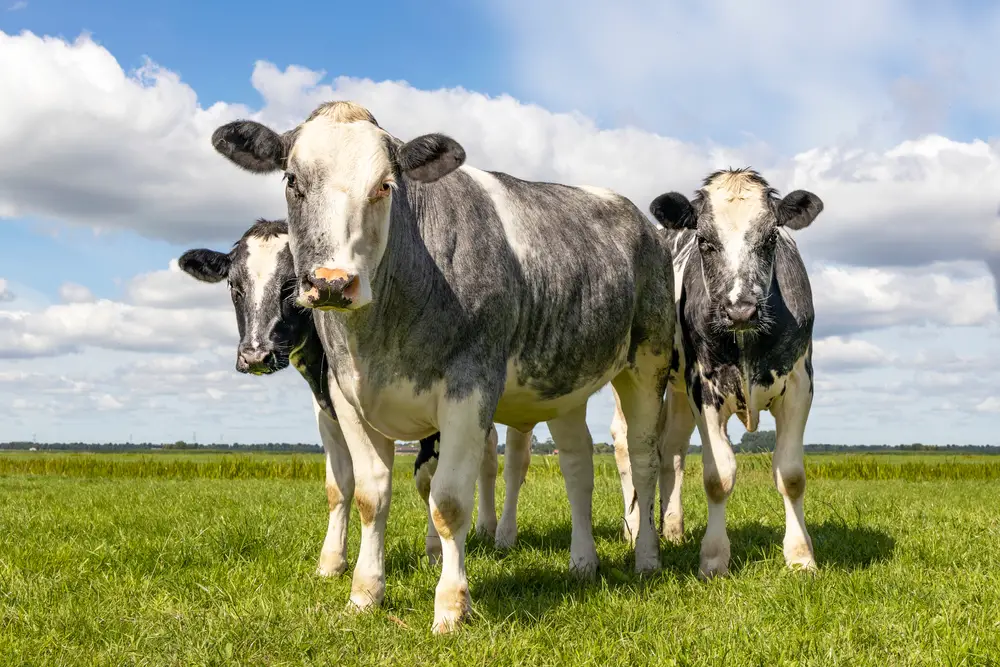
[1, 452, 998, 665]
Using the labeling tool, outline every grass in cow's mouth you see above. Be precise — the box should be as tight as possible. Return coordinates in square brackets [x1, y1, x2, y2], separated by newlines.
[0, 450, 998, 665]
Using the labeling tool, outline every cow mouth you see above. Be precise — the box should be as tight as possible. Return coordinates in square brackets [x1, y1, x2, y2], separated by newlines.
[238, 351, 290, 376]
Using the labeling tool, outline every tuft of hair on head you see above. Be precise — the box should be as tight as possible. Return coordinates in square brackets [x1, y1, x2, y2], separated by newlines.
[305, 101, 379, 126]
[702, 167, 775, 198]
[241, 218, 289, 242]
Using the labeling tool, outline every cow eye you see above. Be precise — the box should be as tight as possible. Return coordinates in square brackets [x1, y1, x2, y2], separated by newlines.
[284, 173, 303, 197]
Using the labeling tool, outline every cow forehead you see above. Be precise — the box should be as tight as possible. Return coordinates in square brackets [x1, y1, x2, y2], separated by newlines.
[701, 174, 771, 238]
[290, 117, 393, 184]
[242, 234, 289, 289]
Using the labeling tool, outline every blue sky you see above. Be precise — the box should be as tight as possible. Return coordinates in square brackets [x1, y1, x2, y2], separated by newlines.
[1, 1, 998, 445]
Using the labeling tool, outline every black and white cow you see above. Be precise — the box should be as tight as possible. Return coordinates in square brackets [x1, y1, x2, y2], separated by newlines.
[176, 218, 504, 573]
[209, 101, 675, 633]
[632, 168, 822, 579]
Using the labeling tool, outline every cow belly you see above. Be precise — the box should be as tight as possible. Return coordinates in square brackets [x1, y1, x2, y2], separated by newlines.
[342, 376, 441, 442]
[494, 360, 622, 431]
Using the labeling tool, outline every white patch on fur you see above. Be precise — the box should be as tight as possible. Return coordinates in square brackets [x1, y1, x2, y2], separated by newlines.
[576, 185, 619, 201]
[244, 234, 287, 345]
[460, 166, 535, 264]
[702, 173, 767, 274]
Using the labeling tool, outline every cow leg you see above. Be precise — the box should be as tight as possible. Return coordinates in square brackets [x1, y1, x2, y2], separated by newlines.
[314, 398, 355, 577]
[770, 357, 816, 571]
[429, 402, 488, 634]
[328, 386, 394, 612]
[475, 425, 500, 541]
[548, 404, 598, 577]
[414, 451, 442, 565]
[694, 392, 736, 580]
[610, 402, 641, 546]
[658, 388, 695, 544]
[611, 346, 669, 574]
[495, 427, 532, 550]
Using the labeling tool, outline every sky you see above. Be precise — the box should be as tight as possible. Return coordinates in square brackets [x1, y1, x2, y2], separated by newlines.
[1, 1, 999, 446]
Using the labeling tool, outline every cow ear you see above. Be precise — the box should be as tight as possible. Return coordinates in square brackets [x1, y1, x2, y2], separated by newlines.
[211, 120, 292, 174]
[398, 134, 466, 183]
[650, 192, 697, 230]
[178, 249, 232, 283]
[777, 190, 823, 230]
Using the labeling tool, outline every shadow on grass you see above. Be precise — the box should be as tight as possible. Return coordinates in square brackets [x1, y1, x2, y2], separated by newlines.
[459, 518, 895, 626]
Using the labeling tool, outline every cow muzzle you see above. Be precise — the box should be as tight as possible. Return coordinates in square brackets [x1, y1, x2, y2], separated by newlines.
[236, 344, 279, 375]
[298, 267, 366, 311]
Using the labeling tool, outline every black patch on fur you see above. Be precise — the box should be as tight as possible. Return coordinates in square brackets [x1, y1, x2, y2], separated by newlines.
[413, 432, 441, 475]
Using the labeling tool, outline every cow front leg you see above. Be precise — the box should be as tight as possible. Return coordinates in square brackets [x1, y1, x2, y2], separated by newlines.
[548, 404, 598, 577]
[495, 426, 532, 550]
[658, 388, 696, 543]
[611, 345, 670, 574]
[694, 390, 736, 579]
[429, 400, 488, 634]
[475, 425, 500, 541]
[314, 398, 354, 577]
[328, 386, 394, 611]
[771, 355, 816, 571]
[610, 402, 641, 546]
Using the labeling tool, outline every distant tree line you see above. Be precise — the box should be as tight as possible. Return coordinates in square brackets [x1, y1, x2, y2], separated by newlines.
[3, 432, 999, 455]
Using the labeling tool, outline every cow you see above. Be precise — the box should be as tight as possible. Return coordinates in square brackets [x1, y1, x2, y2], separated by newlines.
[175, 218, 506, 573]
[208, 101, 675, 633]
[628, 168, 822, 580]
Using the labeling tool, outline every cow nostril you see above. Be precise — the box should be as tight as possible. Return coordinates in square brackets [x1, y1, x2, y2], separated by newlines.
[726, 303, 757, 324]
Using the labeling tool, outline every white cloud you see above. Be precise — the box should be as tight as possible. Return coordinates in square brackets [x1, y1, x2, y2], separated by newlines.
[59, 282, 95, 304]
[7, 1, 27, 11]
[813, 337, 890, 372]
[124, 259, 230, 310]
[976, 397, 1000, 414]
[485, 1, 1000, 151]
[0, 278, 14, 302]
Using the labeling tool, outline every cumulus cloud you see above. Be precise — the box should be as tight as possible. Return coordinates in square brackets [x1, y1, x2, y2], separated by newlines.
[59, 282, 95, 304]
[125, 259, 230, 310]
[813, 337, 890, 373]
[0, 278, 14, 302]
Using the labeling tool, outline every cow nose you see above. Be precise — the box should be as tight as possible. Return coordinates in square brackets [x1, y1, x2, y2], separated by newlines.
[298, 268, 359, 310]
[236, 345, 274, 374]
[725, 301, 758, 326]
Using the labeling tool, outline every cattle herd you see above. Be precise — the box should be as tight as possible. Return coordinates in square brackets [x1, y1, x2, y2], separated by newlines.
[177, 101, 824, 634]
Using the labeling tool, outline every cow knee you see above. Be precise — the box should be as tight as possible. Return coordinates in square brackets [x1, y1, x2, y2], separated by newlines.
[325, 483, 343, 511]
[414, 457, 437, 503]
[431, 495, 466, 540]
[704, 463, 735, 504]
[775, 463, 806, 501]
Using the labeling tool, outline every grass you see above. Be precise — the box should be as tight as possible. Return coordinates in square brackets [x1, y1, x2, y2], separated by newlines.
[1, 452, 999, 665]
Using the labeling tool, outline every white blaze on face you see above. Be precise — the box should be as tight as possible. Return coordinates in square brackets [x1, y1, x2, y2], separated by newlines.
[289, 115, 395, 305]
[244, 234, 288, 345]
[702, 172, 768, 305]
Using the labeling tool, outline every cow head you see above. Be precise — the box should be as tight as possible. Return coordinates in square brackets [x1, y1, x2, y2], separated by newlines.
[650, 169, 823, 334]
[210, 101, 466, 311]
[178, 219, 307, 375]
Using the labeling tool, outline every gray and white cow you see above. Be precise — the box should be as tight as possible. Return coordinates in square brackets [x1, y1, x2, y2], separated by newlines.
[175, 218, 506, 573]
[620, 168, 822, 579]
[209, 101, 675, 633]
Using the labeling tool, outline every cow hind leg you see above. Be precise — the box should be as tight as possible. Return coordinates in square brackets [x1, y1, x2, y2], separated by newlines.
[475, 425, 499, 541]
[771, 357, 816, 571]
[548, 404, 599, 577]
[610, 403, 641, 546]
[414, 450, 442, 565]
[611, 346, 669, 574]
[695, 396, 737, 580]
[429, 399, 488, 634]
[659, 389, 695, 544]
[315, 400, 354, 578]
[495, 427, 532, 550]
